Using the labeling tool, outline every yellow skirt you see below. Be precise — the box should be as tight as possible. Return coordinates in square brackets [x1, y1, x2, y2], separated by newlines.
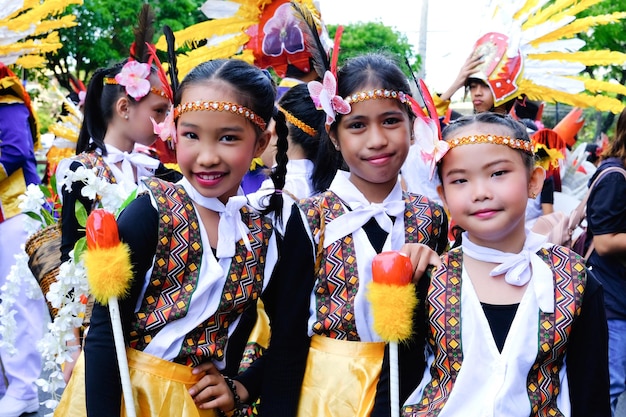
[54, 348, 220, 417]
[297, 335, 385, 417]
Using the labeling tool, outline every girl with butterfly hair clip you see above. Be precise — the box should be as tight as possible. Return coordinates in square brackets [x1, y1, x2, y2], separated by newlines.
[402, 112, 610, 417]
[259, 52, 448, 416]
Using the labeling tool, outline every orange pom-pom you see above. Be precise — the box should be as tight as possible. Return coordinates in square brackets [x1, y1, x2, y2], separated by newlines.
[371, 251, 413, 286]
[86, 209, 121, 250]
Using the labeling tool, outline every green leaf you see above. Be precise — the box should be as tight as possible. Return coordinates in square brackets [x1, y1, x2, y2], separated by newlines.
[24, 211, 44, 223]
[40, 184, 52, 199]
[117, 189, 137, 216]
[75, 201, 88, 228]
[73, 237, 87, 263]
[41, 209, 55, 226]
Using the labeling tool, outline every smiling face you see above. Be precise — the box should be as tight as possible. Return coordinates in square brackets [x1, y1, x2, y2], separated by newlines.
[331, 91, 411, 202]
[438, 122, 544, 252]
[175, 81, 269, 204]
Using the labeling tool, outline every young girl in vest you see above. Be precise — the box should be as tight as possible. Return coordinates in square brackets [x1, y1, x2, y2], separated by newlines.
[258, 53, 449, 416]
[402, 112, 610, 416]
[56, 59, 283, 416]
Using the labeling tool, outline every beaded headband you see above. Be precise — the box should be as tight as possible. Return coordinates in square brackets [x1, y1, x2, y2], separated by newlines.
[446, 134, 534, 154]
[276, 104, 317, 137]
[174, 100, 267, 131]
[344, 89, 411, 108]
[103, 76, 169, 100]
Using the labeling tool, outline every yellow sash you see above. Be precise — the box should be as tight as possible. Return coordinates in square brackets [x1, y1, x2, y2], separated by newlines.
[297, 335, 385, 417]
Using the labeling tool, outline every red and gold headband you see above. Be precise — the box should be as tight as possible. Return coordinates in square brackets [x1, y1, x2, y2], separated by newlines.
[344, 89, 411, 107]
[174, 100, 267, 131]
[276, 104, 317, 137]
[446, 134, 534, 154]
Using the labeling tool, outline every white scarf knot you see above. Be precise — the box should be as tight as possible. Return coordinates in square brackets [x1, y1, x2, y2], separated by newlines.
[461, 230, 555, 312]
[321, 171, 405, 248]
[105, 144, 160, 185]
[179, 178, 251, 259]
[323, 200, 405, 248]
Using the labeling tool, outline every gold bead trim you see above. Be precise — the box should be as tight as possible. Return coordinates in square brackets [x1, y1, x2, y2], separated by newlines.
[447, 134, 534, 154]
[276, 104, 317, 137]
[344, 89, 411, 106]
[174, 101, 267, 131]
[102, 77, 168, 100]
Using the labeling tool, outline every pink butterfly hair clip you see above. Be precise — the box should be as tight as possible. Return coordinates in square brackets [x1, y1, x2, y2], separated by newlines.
[307, 71, 351, 127]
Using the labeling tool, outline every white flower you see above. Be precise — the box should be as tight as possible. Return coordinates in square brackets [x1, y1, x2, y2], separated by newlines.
[81, 175, 109, 201]
[99, 182, 130, 213]
[18, 184, 46, 214]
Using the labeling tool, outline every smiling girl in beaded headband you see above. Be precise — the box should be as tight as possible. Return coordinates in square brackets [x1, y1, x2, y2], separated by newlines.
[71, 58, 288, 417]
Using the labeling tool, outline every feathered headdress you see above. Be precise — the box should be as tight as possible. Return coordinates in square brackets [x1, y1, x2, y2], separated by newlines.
[468, 0, 626, 113]
[0, 0, 82, 69]
[0, 0, 82, 149]
[155, 0, 332, 80]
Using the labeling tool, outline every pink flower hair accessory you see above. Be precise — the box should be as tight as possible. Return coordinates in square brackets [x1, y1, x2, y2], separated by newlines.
[151, 105, 177, 144]
[414, 117, 450, 180]
[114, 61, 151, 100]
[308, 71, 351, 126]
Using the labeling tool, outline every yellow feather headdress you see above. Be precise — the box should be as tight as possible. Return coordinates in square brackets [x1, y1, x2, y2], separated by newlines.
[469, 0, 626, 113]
[0, 0, 82, 69]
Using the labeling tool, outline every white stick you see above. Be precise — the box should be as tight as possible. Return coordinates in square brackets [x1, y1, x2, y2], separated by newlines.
[108, 296, 136, 417]
[390, 341, 399, 416]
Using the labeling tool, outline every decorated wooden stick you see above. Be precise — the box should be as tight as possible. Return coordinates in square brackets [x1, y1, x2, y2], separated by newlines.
[83, 209, 135, 417]
[369, 251, 416, 416]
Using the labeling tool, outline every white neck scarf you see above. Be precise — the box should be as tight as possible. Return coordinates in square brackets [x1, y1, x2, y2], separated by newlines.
[461, 230, 555, 312]
[322, 172, 405, 248]
[104, 143, 160, 185]
[179, 178, 252, 258]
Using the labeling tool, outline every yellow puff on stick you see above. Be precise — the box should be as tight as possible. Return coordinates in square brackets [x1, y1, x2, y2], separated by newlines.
[83, 209, 133, 305]
[368, 250, 417, 416]
[82, 208, 137, 417]
[367, 251, 417, 343]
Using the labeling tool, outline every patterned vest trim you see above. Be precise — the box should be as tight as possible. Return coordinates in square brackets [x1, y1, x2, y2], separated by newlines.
[402, 245, 586, 417]
[299, 190, 444, 341]
[129, 178, 202, 351]
[73, 152, 116, 185]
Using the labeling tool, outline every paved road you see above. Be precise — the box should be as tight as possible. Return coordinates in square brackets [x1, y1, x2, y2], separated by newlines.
[25, 375, 626, 416]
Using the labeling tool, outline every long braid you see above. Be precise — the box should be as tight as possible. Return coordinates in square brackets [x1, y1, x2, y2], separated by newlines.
[264, 110, 289, 226]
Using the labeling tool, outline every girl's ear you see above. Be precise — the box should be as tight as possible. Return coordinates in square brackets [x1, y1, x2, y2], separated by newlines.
[115, 96, 130, 120]
[253, 130, 272, 158]
[528, 165, 546, 198]
[436, 184, 448, 211]
[328, 129, 340, 151]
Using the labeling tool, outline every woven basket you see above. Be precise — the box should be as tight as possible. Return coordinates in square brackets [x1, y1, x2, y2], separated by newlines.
[24, 223, 62, 318]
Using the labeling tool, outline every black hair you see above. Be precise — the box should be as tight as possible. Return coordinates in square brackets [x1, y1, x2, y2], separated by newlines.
[440, 112, 535, 247]
[277, 83, 339, 193]
[76, 60, 160, 155]
[176, 59, 284, 219]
